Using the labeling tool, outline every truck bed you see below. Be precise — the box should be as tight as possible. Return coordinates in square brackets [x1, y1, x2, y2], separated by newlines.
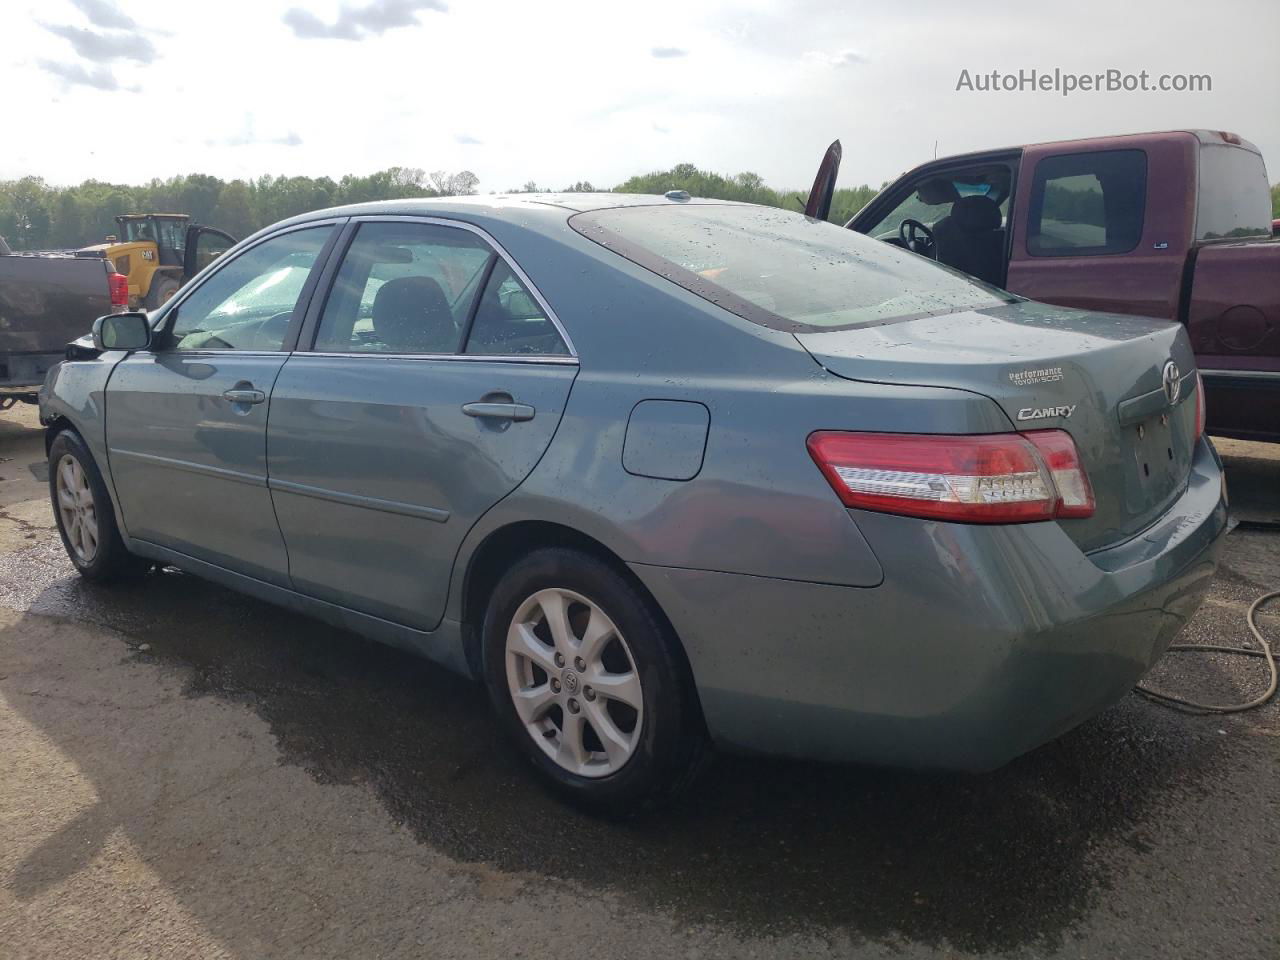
[0, 255, 111, 394]
[1186, 239, 1280, 442]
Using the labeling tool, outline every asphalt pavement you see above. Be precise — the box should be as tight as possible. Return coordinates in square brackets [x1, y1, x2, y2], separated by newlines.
[0, 402, 1276, 959]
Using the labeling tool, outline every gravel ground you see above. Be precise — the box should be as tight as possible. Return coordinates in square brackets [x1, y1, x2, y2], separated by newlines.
[0, 403, 1276, 959]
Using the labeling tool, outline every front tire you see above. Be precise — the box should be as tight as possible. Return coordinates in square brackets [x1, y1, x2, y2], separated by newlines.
[482, 547, 705, 815]
[48, 430, 147, 582]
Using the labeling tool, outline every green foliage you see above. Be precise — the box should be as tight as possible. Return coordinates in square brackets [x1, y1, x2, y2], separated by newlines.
[505, 180, 598, 193]
[1272, 182, 1279, 219]
[0, 162, 907, 251]
[1041, 184, 1105, 226]
[613, 164, 880, 223]
[0, 168, 475, 251]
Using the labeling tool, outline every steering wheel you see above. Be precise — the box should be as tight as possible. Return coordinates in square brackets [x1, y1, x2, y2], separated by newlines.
[255, 311, 294, 347]
[898, 219, 938, 259]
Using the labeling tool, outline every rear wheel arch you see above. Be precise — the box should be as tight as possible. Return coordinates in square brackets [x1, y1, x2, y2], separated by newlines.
[459, 520, 703, 726]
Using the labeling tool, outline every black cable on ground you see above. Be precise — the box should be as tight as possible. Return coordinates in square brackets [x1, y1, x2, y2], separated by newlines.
[1136, 590, 1279, 714]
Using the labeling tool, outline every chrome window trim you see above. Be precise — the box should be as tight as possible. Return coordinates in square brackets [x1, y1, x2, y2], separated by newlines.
[126, 349, 577, 365]
[338, 214, 579, 359]
[138, 350, 292, 358]
[294, 352, 579, 366]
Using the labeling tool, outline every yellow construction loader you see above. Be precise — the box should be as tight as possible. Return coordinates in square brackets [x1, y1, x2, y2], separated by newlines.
[77, 214, 236, 310]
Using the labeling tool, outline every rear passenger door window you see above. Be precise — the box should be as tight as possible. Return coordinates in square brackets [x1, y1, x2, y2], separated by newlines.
[1027, 149, 1147, 256]
[315, 222, 493, 354]
[463, 261, 568, 356]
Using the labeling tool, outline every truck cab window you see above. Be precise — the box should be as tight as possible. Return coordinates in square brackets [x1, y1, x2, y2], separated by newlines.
[1027, 150, 1147, 256]
[1195, 143, 1273, 241]
[863, 165, 1013, 287]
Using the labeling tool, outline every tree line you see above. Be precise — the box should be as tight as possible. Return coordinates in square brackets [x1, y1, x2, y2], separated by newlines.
[0, 168, 478, 250]
[0, 164, 885, 251]
[7, 162, 1272, 252]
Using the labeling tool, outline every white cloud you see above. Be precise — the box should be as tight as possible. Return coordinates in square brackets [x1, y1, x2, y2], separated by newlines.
[207, 118, 304, 148]
[37, 58, 120, 90]
[283, 0, 447, 40]
[43, 23, 157, 63]
[802, 48, 867, 68]
[5, 0, 1278, 199]
[70, 0, 136, 30]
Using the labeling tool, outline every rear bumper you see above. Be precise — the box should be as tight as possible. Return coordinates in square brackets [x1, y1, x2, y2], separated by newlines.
[631, 439, 1229, 770]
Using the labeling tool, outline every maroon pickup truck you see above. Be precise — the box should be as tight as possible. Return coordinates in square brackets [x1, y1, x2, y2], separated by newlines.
[807, 130, 1278, 442]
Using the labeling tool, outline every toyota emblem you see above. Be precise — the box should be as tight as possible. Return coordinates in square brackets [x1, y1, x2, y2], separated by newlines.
[1162, 361, 1181, 405]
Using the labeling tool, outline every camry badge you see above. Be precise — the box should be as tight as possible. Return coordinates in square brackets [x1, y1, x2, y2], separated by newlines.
[1162, 361, 1181, 405]
[1017, 404, 1076, 421]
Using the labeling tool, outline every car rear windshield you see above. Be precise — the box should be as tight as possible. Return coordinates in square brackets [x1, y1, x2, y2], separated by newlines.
[570, 204, 1016, 332]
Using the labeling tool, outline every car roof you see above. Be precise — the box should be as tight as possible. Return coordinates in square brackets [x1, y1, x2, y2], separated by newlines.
[278, 192, 739, 227]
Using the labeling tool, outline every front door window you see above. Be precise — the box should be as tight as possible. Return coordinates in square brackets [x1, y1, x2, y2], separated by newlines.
[167, 226, 332, 351]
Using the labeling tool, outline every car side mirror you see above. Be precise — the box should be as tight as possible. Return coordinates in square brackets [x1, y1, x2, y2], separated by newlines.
[92, 312, 152, 352]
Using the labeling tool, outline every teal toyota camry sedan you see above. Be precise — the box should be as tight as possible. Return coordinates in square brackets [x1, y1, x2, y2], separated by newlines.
[41, 193, 1228, 813]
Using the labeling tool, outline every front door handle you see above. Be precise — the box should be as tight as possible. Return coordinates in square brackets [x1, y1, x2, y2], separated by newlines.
[462, 401, 535, 422]
[222, 388, 266, 405]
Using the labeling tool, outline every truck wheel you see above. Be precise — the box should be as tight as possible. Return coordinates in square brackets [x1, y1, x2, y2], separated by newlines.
[145, 275, 181, 310]
[48, 430, 149, 582]
[482, 547, 706, 816]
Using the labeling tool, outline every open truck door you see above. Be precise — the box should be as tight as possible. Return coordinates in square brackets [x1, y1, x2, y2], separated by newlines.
[804, 140, 842, 221]
[183, 225, 236, 282]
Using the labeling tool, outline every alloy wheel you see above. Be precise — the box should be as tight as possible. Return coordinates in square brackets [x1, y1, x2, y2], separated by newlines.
[505, 587, 644, 778]
[55, 454, 99, 564]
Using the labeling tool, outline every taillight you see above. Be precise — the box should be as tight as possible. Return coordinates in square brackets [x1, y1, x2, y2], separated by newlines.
[807, 429, 1094, 524]
[1194, 371, 1206, 442]
[1023, 429, 1095, 517]
[107, 271, 129, 310]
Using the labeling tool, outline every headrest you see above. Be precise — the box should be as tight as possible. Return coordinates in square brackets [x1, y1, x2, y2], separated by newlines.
[950, 195, 1002, 232]
[916, 178, 961, 205]
[371, 276, 453, 353]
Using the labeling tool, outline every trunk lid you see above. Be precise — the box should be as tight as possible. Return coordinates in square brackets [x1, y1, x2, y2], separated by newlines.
[797, 300, 1199, 552]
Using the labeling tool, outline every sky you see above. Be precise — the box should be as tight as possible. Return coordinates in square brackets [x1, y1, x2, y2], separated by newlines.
[3, 0, 1279, 193]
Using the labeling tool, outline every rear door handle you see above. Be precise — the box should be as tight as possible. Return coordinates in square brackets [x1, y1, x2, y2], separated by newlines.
[462, 401, 535, 422]
[222, 388, 266, 405]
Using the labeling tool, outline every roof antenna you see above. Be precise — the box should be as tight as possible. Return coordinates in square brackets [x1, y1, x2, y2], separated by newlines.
[933, 139, 938, 159]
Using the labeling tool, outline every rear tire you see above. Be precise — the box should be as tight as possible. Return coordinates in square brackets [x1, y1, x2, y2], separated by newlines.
[48, 430, 148, 582]
[145, 274, 181, 310]
[482, 547, 705, 816]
